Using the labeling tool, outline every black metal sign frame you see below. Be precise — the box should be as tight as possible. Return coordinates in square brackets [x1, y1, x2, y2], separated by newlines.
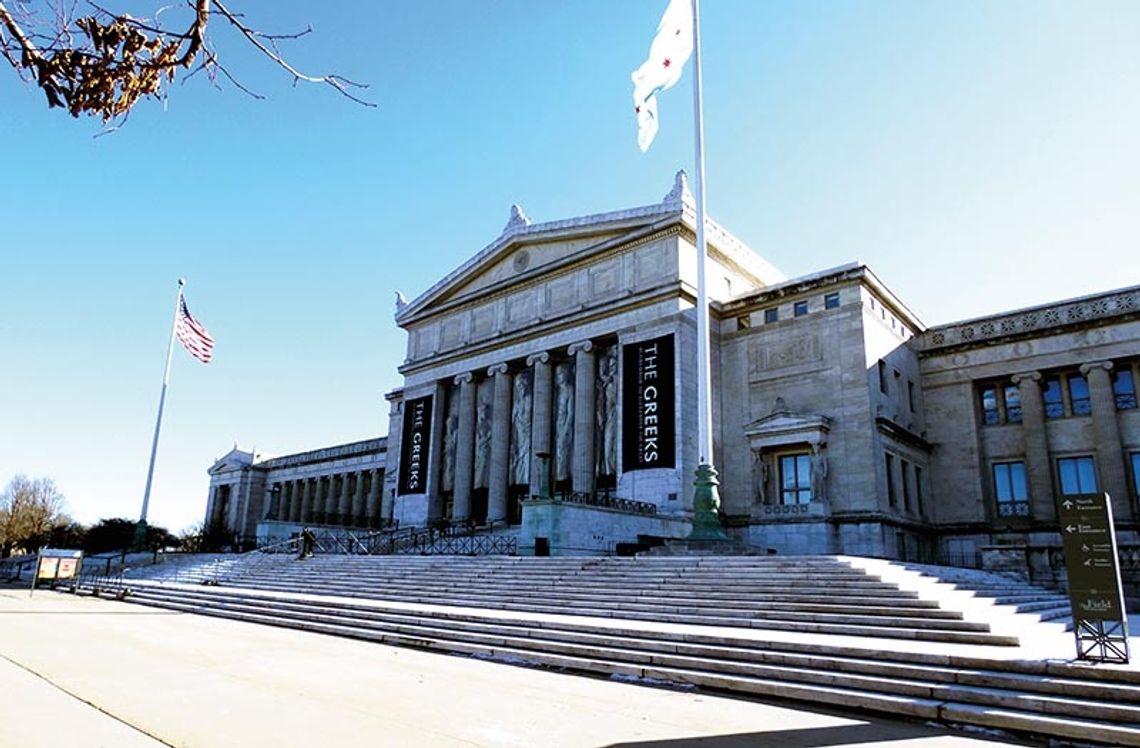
[1057, 491, 1129, 663]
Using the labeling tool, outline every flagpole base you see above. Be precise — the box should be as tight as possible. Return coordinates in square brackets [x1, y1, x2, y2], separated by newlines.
[687, 462, 729, 541]
[131, 520, 149, 552]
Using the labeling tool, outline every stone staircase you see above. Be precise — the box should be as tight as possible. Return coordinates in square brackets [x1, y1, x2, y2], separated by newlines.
[91, 555, 1140, 746]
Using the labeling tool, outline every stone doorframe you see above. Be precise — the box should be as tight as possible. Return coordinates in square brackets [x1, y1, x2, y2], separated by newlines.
[744, 400, 832, 506]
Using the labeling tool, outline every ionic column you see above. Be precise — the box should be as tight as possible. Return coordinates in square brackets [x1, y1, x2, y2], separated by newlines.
[288, 480, 301, 523]
[487, 363, 513, 524]
[268, 483, 282, 520]
[299, 478, 315, 524]
[350, 471, 366, 524]
[276, 482, 290, 522]
[1012, 371, 1055, 522]
[371, 469, 387, 522]
[452, 372, 477, 522]
[312, 477, 327, 521]
[337, 473, 353, 521]
[204, 486, 218, 527]
[1081, 362, 1132, 521]
[569, 340, 596, 496]
[528, 352, 552, 498]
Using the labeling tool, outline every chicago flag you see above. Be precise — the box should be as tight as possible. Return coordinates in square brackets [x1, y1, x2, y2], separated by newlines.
[631, 0, 694, 152]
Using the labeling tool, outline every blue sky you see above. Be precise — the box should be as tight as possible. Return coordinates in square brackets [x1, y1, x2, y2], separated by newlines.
[2, 1, 1137, 533]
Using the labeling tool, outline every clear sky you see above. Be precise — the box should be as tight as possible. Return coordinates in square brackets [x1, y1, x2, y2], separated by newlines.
[2, 1, 1137, 534]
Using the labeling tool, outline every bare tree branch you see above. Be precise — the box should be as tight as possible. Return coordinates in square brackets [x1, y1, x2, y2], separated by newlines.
[0, 0, 373, 122]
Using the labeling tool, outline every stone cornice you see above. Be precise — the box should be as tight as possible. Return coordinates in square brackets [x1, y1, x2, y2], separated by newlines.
[917, 285, 1139, 355]
[255, 437, 387, 470]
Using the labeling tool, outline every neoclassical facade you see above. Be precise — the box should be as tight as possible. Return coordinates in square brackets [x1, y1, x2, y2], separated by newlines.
[206, 174, 1140, 585]
[206, 438, 388, 545]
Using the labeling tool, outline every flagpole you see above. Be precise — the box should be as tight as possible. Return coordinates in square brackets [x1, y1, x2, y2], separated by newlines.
[135, 278, 184, 548]
[687, 0, 727, 540]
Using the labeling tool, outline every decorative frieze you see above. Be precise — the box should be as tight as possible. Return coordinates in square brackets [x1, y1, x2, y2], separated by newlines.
[920, 287, 1138, 352]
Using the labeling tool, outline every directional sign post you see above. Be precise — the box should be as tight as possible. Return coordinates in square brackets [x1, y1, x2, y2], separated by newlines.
[1057, 492, 1129, 663]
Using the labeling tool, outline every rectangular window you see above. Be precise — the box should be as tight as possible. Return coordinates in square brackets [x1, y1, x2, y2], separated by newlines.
[1131, 452, 1140, 498]
[907, 380, 916, 412]
[878, 360, 888, 394]
[824, 292, 840, 309]
[993, 462, 1030, 517]
[1042, 377, 1064, 419]
[764, 307, 778, 324]
[885, 453, 896, 507]
[1115, 368, 1137, 410]
[779, 454, 812, 505]
[980, 385, 1000, 425]
[901, 459, 912, 511]
[1058, 456, 1098, 495]
[1068, 375, 1091, 416]
[793, 300, 808, 317]
[1003, 384, 1022, 423]
[914, 466, 925, 516]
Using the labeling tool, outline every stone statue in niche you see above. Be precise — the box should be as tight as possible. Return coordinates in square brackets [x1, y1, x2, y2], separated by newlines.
[441, 384, 459, 492]
[473, 381, 494, 489]
[811, 444, 828, 502]
[553, 359, 575, 483]
[510, 370, 533, 485]
[751, 450, 769, 504]
[595, 346, 618, 477]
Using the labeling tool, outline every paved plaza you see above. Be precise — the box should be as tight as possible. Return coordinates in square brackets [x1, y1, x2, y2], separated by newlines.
[0, 587, 1041, 748]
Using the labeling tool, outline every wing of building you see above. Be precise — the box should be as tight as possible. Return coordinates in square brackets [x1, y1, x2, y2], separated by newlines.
[205, 172, 1140, 590]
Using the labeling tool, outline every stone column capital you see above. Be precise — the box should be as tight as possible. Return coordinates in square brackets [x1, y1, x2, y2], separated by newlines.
[1011, 371, 1041, 386]
[568, 340, 594, 356]
[487, 362, 510, 377]
[1079, 361, 1114, 377]
[454, 371, 475, 386]
[525, 351, 550, 367]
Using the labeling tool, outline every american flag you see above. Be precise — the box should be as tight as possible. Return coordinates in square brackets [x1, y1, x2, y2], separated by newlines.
[175, 297, 214, 364]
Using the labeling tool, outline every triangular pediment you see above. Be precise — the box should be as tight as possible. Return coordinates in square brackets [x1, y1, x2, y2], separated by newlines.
[745, 404, 831, 450]
[208, 447, 254, 475]
[395, 201, 681, 326]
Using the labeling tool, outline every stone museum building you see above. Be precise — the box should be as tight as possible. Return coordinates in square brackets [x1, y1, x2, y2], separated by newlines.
[205, 172, 1140, 578]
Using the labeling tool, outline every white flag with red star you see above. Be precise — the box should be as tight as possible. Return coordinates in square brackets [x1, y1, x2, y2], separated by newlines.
[632, 0, 694, 152]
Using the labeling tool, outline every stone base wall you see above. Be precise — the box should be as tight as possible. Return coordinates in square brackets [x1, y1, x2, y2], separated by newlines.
[746, 519, 837, 556]
[519, 500, 691, 556]
[393, 495, 429, 528]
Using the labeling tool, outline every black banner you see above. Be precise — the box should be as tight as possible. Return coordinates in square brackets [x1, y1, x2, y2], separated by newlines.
[397, 395, 433, 495]
[622, 334, 675, 471]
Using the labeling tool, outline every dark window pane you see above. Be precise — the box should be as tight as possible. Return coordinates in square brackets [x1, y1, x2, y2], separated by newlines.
[879, 361, 888, 394]
[1010, 463, 1027, 500]
[764, 308, 778, 323]
[1068, 375, 1091, 416]
[885, 453, 896, 507]
[1058, 456, 1098, 495]
[1003, 385, 1022, 423]
[794, 301, 808, 317]
[1114, 369, 1137, 410]
[908, 381, 916, 412]
[1042, 377, 1063, 419]
[981, 386, 999, 425]
[824, 293, 840, 309]
[1132, 453, 1140, 496]
[994, 463, 1012, 501]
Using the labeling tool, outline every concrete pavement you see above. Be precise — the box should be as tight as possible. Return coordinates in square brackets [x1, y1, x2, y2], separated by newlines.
[0, 587, 1034, 747]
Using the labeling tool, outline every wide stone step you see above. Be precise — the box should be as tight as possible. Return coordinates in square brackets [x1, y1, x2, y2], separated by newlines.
[232, 579, 982, 629]
[115, 586, 1140, 745]
[237, 575, 933, 608]
[240, 570, 915, 594]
